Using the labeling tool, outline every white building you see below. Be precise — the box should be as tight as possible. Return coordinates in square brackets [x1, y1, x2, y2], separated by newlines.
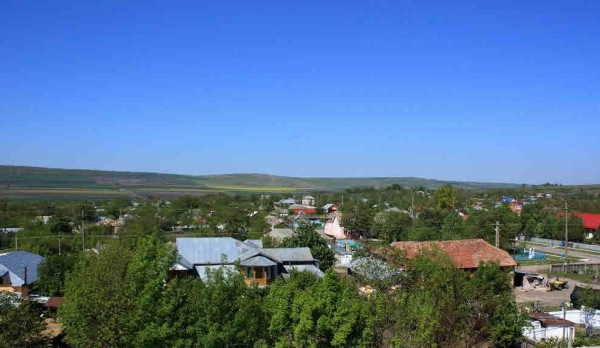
[524, 312, 575, 343]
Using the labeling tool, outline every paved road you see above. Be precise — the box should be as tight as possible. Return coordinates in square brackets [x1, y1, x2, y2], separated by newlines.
[524, 242, 600, 263]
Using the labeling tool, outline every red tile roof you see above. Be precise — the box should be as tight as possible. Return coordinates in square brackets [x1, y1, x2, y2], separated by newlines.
[390, 239, 517, 269]
[45, 297, 65, 308]
[577, 213, 600, 230]
[557, 212, 600, 230]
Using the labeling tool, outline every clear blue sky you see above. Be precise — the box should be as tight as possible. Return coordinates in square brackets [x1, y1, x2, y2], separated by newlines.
[1, 1, 599, 184]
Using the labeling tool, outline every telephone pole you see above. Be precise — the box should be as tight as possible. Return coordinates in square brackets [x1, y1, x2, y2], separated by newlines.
[495, 221, 500, 248]
[564, 200, 568, 263]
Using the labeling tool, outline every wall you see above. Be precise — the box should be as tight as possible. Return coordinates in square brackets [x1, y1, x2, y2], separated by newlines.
[529, 237, 600, 253]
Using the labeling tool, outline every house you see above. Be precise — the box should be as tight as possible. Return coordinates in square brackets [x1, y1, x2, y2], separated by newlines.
[575, 213, 600, 239]
[278, 198, 295, 205]
[322, 203, 338, 214]
[545, 193, 553, 199]
[557, 212, 600, 239]
[302, 195, 315, 206]
[324, 214, 346, 240]
[0, 251, 44, 296]
[524, 312, 575, 343]
[390, 239, 517, 272]
[172, 237, 323, 286]
[288, 204, 316, 214]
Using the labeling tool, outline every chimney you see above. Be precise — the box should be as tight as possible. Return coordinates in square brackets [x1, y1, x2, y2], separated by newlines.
[21, 266, 29, 299]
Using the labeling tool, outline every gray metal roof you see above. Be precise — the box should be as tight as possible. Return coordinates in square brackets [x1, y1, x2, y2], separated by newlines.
[268, 228, 294, 240]
[262, 247, 315, 262]
[0, 251, 44, 286]
[194, 265, 237, 281]
[244, 239, 263, 248]
[176, 237, 258, 268]
[241, 256, 278, 267]
[283, 264, 324, 278]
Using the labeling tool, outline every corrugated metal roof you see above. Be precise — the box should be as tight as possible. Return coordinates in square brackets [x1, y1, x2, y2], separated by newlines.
[283, 264, 324, 277]
[241, 256, 277, 267]
[176, 237, 257, 268]
[262, 247, 315, 262]
[0, 251, 44, 286]
[244, 239, 263, 248]
[194, 265, 237, 281]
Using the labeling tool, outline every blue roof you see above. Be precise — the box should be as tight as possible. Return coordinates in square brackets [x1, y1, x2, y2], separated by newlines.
[0, 251, 44, 286]
[500, 197, 516, 203]
[176, 237, 258, 268]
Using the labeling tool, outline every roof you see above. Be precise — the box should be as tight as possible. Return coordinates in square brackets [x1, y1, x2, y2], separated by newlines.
[244, 239, 263, 248]
[0, 251, 44, 286]
[323, 203, 335, 210]
[194, 265, 237, 281]
[268, 228, 294, 240]
[529, 312, 575, 327]
[262, 247, 315, 263]
[240, 256, 278, 267]
[176, 237, 258, 268]
[390, 239, 517, 269]
[303, 195, 315, 200]
[283, 264, 324, 277]
[45, 297, 65, 308]
[280, 198, 295, 204]
[577, 213, 600, 230]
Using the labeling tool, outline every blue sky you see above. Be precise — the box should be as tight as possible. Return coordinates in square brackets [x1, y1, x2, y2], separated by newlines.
[1, 1, 599, 184]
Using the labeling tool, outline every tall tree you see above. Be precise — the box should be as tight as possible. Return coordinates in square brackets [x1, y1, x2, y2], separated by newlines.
[432, 184, 457, 210]
[281, 222, 336, 271]
[0, 292, 47, 347]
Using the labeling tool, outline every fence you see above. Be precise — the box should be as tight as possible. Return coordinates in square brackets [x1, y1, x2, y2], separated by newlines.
[549, 262, 600, 274]
[529, 237, 600, 253]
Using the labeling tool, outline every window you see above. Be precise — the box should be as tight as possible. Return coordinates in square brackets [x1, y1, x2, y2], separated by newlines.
[255, 267, 264, 279]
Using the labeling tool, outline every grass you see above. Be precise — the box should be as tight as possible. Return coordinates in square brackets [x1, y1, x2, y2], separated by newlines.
[547, 271, 596, 283]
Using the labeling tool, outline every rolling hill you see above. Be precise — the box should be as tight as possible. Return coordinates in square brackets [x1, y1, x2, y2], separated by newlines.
[0, 165, 523, 200]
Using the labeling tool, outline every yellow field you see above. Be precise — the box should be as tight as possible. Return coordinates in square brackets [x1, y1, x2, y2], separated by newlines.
[208, 185, 307, 192]
[7, 188, 119, 194]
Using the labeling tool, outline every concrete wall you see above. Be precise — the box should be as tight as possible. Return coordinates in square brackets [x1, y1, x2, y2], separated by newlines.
[529, 237, 600, 253]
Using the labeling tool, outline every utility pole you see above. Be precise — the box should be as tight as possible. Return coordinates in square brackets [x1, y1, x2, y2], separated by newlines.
[495, 221, 500, 248]
[15, 234, 17, 251]
[564, 200, 568, 265]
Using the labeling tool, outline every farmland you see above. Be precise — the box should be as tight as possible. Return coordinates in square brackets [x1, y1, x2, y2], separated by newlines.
[0, 164, 528, 200]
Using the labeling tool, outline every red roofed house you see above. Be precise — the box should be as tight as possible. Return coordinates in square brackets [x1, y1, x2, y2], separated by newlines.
[390, 239, 517, 272]
[577, 213, 600, 239]
[557, 212, 600, 239]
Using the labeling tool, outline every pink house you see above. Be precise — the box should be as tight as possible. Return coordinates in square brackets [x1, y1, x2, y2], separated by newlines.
[324, 214, 346, 240]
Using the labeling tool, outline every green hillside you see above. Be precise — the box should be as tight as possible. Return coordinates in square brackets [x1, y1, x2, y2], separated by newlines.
[0, 165, 522, 199]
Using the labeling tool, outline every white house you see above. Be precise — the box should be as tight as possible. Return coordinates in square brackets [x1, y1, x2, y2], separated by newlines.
[524, 312, 575, 343]
[301, 196, 315, 206]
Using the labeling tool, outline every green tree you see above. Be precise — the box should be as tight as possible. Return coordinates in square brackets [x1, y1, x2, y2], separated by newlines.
[371, 211, 412, 242]
[36, 254, 79, 296]
[0, 292, 47, 347]
[341, 202, 374, 236]
[432, 184, 457, 210]
[281, 222, 336, 271]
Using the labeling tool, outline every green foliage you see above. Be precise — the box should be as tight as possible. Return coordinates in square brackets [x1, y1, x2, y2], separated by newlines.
[281, 223, 336, 271]
[0, 292, 47, 347]
[341, 202, 374, 235]
[432, 184, 457, 210]
[36, 253, 79, 296]
[371, 211, 412, 242]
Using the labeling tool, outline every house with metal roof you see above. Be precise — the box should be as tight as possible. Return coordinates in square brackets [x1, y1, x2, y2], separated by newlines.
[173, 237, 323, 286]
[0, 251, 44, 294]
[302, 196, 315, 206]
